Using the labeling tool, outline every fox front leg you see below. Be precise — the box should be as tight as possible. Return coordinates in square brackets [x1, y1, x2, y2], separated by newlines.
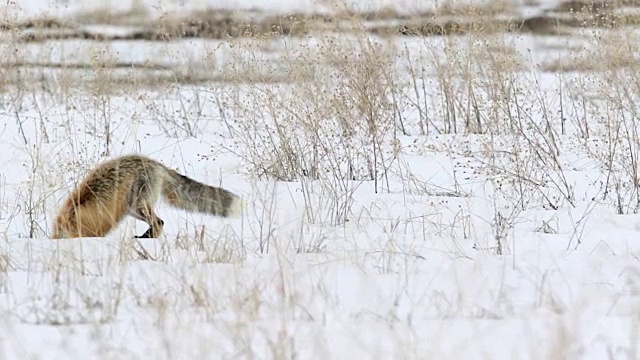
[134, 219, 165, 238]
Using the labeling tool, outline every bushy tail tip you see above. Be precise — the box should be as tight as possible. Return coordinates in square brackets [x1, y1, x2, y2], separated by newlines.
[227, 196, 246, 218]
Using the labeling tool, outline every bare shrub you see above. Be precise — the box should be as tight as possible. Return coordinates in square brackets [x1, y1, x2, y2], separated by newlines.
[404, 29, 524, 135]
[227, 25, 400, 225]
[566, 31, 640, 214]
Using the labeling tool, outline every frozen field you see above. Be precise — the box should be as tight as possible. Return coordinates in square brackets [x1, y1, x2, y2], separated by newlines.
[1, 0, 640, 359]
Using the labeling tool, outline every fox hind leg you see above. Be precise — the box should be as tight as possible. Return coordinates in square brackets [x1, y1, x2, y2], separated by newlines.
[129, 204, 164, 238]
[127, 177, 164, 238]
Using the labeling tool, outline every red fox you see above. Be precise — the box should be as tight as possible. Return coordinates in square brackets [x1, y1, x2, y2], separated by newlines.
[52, 155, 242, 239]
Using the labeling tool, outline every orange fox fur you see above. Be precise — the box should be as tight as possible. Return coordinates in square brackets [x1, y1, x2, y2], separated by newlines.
[52, 155, 242, 239]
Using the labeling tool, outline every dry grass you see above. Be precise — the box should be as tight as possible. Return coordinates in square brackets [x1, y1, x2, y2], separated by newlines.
[0, 66, 301, 94]
[553, 0, 640, 12]
[541, 51, 640, 72]
[435, 0, 516, 16]
[9, 0, 640, 45]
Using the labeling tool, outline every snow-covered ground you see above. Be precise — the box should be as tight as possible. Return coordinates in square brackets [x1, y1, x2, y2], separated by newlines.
[1, 0, 640, 359]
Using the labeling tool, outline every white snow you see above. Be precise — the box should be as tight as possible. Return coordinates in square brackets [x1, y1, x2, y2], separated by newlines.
[0, 0, 639, 359]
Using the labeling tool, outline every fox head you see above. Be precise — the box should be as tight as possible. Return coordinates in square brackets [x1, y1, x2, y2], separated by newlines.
[51, 197, 80, 239]
[51, 212, 76, 239]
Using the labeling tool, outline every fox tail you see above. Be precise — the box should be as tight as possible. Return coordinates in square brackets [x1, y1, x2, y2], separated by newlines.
[162, 170, 243, 218]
